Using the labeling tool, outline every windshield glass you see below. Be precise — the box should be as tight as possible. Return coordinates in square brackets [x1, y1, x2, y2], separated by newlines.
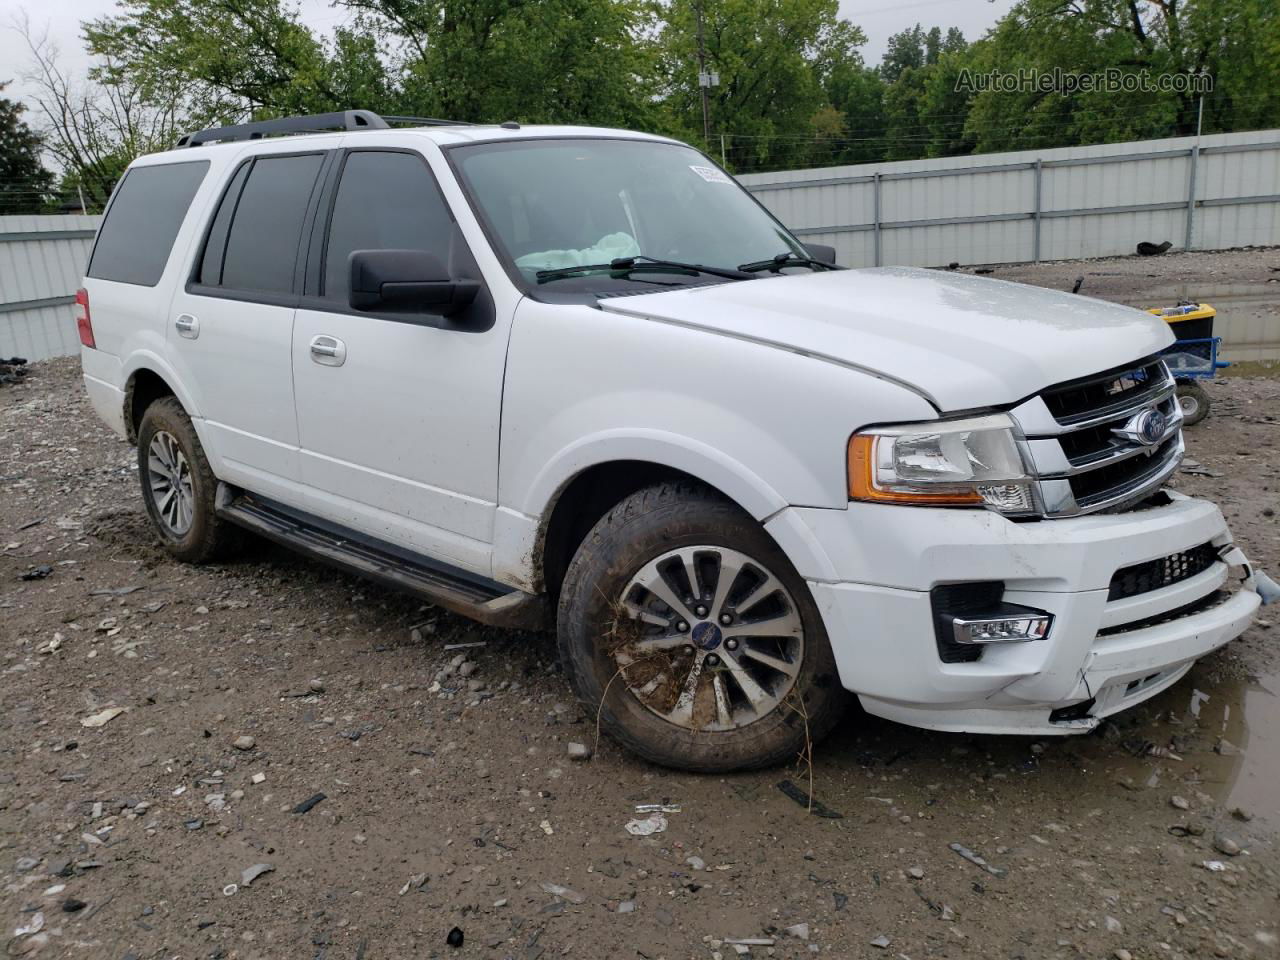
[449, 138, 809, 292]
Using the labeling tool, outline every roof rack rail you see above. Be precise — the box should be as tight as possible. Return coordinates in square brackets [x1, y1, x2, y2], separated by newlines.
[176, 110, 387, 148]
[381, 115, 476, 127]
[176, 110, 475, 148]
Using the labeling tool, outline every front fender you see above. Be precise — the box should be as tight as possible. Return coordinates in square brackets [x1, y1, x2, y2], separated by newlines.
[523, 429, 787, 522]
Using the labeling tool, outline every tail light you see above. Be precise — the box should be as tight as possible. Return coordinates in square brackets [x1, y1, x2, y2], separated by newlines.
[75, 288, 95, 348]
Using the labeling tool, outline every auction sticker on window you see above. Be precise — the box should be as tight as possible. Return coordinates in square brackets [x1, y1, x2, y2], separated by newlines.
[690, 165, 732, 184]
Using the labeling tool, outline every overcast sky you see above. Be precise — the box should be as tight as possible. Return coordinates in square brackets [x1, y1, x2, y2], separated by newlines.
[2, 0, 1017, 115]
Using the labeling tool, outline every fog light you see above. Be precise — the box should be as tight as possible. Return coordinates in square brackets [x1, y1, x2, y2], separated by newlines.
[952, 605, 1053, 645]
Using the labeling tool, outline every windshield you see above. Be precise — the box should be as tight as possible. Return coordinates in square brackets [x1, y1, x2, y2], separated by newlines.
[449, 138, 810, 293]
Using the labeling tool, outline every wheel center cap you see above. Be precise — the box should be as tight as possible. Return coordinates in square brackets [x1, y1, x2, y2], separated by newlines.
[691, 621, 722, 651]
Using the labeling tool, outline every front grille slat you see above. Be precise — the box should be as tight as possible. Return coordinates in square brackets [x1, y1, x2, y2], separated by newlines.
[1041, 360, 1168, 423]
[1013, 355, 1184, 518]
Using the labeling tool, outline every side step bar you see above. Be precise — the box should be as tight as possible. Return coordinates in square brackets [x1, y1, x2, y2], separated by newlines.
[215, 486, 547, 631]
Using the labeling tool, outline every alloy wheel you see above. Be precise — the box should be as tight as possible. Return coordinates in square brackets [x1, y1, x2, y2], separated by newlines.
[613, 546, 804, 731]
[147, 430, 194, 536]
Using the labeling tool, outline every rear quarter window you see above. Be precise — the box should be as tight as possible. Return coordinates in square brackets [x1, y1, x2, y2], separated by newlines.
[87, 161, 210, 287]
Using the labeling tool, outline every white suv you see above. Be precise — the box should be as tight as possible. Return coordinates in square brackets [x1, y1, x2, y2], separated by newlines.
[78, 110, 1260, 771]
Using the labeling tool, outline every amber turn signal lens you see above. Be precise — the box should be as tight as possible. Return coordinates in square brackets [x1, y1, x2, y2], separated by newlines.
[846, 434, 984, 505]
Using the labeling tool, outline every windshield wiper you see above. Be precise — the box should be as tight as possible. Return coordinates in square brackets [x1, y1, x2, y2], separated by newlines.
[535, 255, 756, 284]
[737, 252, 839, 273]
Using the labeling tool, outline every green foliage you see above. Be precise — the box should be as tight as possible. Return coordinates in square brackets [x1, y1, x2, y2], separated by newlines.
[652, 0, 868, 170]
[0, 82, 54, 214]
[15, 0, 1276, 179]
[961, 0, 1280, 153]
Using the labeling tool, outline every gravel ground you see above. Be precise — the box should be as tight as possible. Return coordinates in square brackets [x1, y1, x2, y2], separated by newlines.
[990, 247, 1280, 304]
[2, 358, 1279, 960]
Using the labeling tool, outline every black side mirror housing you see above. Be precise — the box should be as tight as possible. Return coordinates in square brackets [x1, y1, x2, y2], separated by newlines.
[804, 242, 837, 266]
[349, 249, 480, 316]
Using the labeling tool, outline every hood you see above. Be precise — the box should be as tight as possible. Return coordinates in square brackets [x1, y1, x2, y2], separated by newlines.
[598, 267, 1174, 412]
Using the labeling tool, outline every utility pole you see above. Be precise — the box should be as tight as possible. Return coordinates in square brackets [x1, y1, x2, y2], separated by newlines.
[695, 0, 712, 145]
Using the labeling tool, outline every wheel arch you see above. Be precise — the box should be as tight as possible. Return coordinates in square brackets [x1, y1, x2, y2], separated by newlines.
[120, 354, 199, 444]
[533, 448, 807, 601]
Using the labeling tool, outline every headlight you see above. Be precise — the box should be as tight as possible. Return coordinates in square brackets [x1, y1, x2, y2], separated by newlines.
[847, 413, 1035, 514]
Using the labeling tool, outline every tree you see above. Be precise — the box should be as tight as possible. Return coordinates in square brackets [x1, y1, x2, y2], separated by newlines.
[881, 25, 924, 84]
[654, 0, 868, 171]
[0, 82, 54, 214]
[823, 59, 887, 165]
[17, 15, 208, 209]
[84, 0, 387, 120]
[86, 0, 659, 129]
[961, 0, 1280, 153]
[877, 24, 971, 160]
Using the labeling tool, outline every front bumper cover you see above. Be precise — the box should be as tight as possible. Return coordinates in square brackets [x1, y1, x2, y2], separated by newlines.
[774, 492, 1260, 735]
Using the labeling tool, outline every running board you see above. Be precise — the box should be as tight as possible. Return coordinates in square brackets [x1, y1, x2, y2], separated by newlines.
[215, 486, 547, 630]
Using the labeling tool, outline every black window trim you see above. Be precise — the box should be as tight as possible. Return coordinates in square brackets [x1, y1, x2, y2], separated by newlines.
[86, 158, 211, 289]
[295, 144, 494, 332]
[185, 149, 332, 309]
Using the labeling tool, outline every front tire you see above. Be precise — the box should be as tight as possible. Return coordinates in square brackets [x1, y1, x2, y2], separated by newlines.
[557, 482, 846, 772]
[137, 397, 242, 563]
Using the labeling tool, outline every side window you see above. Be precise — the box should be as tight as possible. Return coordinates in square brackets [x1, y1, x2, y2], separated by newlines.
[87, 161, 209, 287]
[216, 153, 324, 295]
[196, 162, 250, 287]
[323, 151, 454, 302]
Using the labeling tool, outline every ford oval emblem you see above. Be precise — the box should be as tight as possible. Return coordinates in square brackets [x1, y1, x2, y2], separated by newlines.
[1114, 408, 1168, 447]
[1137, 409, 1168, 445]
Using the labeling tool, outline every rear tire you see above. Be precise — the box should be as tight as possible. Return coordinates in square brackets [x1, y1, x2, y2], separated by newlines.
[137, 397, 242, 563]
[1177, 381, 1210, 426]
[557, 481, 846, 772]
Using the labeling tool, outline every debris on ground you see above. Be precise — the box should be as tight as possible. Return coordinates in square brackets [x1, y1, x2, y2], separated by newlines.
[80, 707, 126, 728]
[398, 873, 427, 895]
[625, 813, 667, 836]
[776, 779, 843, 818]
[634, 803, 681, 814]
[0, 355, 28, 386]
[240, 863, 275, 887]
[1213, 833, 1244, 856]
[949, 842, 1008, 878]
[292, 792, 326, 814]
[540, 882, 585, 904]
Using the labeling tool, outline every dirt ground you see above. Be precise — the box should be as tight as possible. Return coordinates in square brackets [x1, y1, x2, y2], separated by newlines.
[991, 247, 1280, 305]
[2, 357, 1279, 960]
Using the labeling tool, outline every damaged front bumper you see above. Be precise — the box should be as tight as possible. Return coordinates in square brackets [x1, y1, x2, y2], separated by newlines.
[777, 492, 1261, 736]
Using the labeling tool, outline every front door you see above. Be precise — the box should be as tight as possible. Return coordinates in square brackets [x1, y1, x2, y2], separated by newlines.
[291, 148, 507, 575]
[167, 150, 328, 506]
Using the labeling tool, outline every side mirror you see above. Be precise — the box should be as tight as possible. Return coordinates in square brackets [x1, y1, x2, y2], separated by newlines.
[349, 249, 480, 316]
[804, 242, 837, 266]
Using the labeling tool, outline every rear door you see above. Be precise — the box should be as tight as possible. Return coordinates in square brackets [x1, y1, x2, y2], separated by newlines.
[291, 147, 506, 574]
[167, 151, 328, 505]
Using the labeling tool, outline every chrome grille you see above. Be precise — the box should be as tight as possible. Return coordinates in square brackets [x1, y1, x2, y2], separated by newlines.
[1013, 357, 1184, 518]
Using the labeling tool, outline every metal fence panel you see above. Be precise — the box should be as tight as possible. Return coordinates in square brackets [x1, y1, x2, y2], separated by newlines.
[740, 130, 1280, 269]
[0, 215, 99, 362]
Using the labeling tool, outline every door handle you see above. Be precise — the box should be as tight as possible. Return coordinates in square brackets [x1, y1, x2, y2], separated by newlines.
[174, 314, 200, 339]
[309, 335, 346, 367]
